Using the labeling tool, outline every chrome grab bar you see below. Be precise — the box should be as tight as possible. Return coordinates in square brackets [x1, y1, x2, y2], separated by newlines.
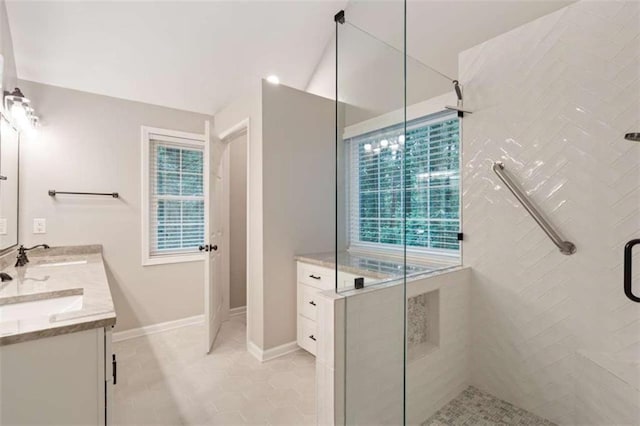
[492, 161, 576, 255]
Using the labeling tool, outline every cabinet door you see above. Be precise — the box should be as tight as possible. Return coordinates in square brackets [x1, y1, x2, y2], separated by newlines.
[105, 328, 114, 425]
[0, 328, 104, 425]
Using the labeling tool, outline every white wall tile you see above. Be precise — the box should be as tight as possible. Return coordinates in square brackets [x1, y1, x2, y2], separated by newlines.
[335, 269, 471, 425]
[460, 1, 640, 424]
[406, 269, 472, 425]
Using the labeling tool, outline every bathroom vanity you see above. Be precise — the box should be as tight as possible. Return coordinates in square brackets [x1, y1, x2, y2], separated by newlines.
[0, 245, 116, 425]
[295, 255, 382, 356]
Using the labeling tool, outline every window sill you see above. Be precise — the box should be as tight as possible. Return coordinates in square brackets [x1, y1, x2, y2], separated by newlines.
[142, 253, 204, 266]
[348, 244, 460, 267]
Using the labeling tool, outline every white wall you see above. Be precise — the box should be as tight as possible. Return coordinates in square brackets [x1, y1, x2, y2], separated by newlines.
[229, 132, 247, 309]
[461, 1, 640, 424]
[331, 269, 471, 425]
[18, 80, 214, 332]
[261, 82, 335, 349]
[214, 82, 264, 348]
[215, 81, 335, 351]
[343, 283, 405, 425]
[405, 269, 471, 424]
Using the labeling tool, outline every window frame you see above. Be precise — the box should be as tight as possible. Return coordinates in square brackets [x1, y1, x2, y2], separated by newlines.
[141, 126, 207, 266]
[346, 109, 461, 260]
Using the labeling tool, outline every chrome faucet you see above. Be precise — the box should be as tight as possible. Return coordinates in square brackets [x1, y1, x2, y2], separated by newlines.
[15, 244, 50, 267]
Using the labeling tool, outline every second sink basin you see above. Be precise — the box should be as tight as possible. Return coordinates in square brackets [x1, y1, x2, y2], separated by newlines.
[0, 295, 83, 322]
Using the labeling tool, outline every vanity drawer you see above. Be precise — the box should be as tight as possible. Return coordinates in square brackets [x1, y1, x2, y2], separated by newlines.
[299, 284, 318, 321]
[297, 315, 317, 355]
[297, 262, 334, 290]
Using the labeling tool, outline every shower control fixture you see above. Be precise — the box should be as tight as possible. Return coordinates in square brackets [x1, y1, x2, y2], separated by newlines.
[453, 80, 463, 102]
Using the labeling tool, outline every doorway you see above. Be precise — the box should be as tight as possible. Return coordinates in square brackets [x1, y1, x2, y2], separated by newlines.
[216, 117, 251, 353]
[227, 132, 247, 317]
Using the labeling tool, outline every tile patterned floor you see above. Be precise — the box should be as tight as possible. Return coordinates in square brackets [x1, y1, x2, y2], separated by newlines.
[113, 315, 315, 425]
[423, 386, 557, 426]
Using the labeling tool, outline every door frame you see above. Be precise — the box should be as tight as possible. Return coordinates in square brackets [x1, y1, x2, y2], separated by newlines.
[217, 118, 251, 349]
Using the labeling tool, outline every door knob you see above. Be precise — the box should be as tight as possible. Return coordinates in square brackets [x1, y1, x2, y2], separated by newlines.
[198, 245, 209, 252]
[211, 245, 218, 251]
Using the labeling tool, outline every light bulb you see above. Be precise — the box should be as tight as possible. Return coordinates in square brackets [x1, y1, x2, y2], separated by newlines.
[380, 139, 389, 148]
[398, 135, 405, 144]
[364, 143, 372, 152]
[11, 102, 29, 130]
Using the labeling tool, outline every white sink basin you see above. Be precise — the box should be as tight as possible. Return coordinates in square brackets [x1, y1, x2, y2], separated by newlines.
[33, 260, 88, 268]
[0, 295, 83, 322]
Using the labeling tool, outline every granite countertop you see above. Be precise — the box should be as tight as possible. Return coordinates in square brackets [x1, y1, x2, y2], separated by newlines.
[0, 245, 116, 346]
[294, 251, 455, 280]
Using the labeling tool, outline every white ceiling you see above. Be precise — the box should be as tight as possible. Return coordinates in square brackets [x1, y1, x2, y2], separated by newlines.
[6, 0, 573, 116]
[5, 0, 346, 115]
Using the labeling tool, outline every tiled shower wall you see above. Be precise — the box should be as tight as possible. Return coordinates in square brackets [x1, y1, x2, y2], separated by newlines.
[460, 1, 640, 424]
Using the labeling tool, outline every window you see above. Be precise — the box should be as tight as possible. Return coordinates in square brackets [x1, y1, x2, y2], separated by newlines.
[348, 111, 460, 253]
[142, 127, 206, 265]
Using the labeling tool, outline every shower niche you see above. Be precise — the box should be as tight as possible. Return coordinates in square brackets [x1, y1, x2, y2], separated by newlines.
[407, 289, 440, 362]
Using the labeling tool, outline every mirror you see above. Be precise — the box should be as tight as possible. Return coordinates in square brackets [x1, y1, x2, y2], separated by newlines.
[0, 54, 19, 252]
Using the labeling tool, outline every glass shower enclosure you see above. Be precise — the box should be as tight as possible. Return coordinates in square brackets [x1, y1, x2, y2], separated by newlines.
[334, 2, 463, 424]
[332, 1, 639, 425]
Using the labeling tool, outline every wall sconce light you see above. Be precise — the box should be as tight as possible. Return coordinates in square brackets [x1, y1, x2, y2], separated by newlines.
[3, 87, 39, 134]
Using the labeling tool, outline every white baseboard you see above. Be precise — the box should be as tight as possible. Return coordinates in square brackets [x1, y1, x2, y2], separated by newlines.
[247, 340, 263, 361]
[113, 315, 204, 343]
[229, 306, 246, 317]
[247, 340, 300, 362]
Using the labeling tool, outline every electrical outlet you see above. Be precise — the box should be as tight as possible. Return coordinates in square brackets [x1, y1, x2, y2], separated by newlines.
[33, 218, 46, 234]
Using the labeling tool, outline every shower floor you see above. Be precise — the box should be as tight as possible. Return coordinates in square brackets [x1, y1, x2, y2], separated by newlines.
[422, 386, 556, 426]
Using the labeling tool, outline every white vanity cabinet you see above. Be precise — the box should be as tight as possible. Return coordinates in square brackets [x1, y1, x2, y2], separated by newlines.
[0, 326, 115, 425]
[296, 261, 372, 356]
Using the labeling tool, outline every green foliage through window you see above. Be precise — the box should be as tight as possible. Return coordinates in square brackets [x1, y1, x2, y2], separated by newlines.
[151, 143, 205, 254]
[349, 112, 460, 251]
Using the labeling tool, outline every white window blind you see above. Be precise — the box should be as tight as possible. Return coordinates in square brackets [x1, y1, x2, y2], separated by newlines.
[149, 138, 205, 257]
[348, 111, 460, 252]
